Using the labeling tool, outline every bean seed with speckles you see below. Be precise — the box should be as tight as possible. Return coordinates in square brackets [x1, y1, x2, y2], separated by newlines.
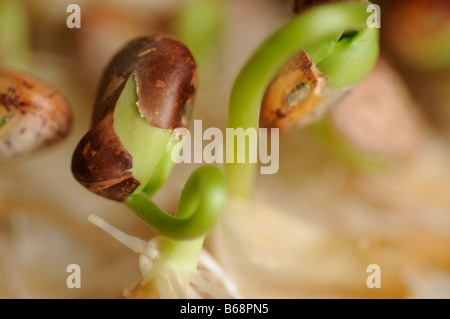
[0, 69, 72, 161]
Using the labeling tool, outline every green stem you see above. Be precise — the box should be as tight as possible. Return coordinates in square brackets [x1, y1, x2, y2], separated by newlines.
[226, 2, 379, 198]
[126, 165, 227, 241]
[153, 237, 204, 276]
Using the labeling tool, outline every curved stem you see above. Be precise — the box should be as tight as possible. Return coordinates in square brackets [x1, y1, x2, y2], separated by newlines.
[226, 2, 379, 198]
[125, 165, 227, 241]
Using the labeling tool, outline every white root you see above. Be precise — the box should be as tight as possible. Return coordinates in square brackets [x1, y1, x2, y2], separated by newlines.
[88, 214, 153, 255]
[88, 214, 240, 299]
[199, 250, 242, 298]
[187, 272, 233, 299]
[168, 268, 189, 299]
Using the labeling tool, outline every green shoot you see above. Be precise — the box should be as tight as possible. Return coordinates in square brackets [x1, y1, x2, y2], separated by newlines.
[126, 165, 227, 241]
[226, 2, 380, 198]
[113, 74, 172, 194]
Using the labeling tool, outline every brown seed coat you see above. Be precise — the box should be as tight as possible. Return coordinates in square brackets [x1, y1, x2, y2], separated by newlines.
[92, 33, 197, 129]
[260, 51, 328, 132]
[72, 34, 197, 202]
